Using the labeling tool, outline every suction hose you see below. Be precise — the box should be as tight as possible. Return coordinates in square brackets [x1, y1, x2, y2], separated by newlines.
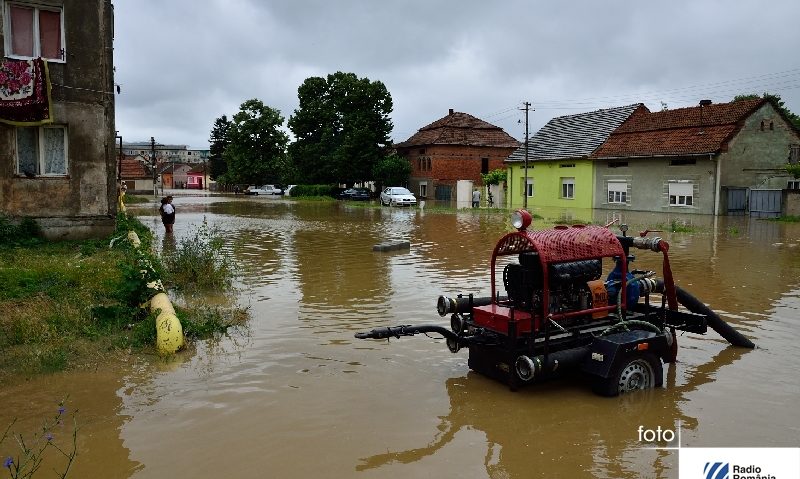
[654, 280, 755, 348]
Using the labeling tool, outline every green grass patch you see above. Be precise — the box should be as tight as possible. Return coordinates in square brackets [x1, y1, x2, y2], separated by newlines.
[123, 194, 152, 204]
[766, 215, 800, 222]
[0, 212, 247, 383]
[653, 219, 700, 233]
[290, 195, 337, 202]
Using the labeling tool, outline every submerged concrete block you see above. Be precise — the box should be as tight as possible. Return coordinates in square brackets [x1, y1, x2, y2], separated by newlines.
[372, 240, 411, 252]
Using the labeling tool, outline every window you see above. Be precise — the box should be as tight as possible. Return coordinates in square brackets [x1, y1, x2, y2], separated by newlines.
[15, 126, 68, 176]
[481, 157, 489, 174]
[608, 182, 627, 204]
[790, 145, 800, 164]
[668, 182, 693, 207]
[669, 158, 696, 166]
[559, 163, 575, 168]
[788, 181, 800, 190]
[419, 182, 427, 198]
[521, 178, 533, 197]
[561, 177, 575, 199]
[5, 2, 65, 61]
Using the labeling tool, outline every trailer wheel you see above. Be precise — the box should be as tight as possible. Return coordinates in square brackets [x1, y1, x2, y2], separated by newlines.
[593, 352, 662, 397]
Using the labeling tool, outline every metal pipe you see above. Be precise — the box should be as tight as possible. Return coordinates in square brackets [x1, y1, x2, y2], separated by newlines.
[515, 346, 590, 382]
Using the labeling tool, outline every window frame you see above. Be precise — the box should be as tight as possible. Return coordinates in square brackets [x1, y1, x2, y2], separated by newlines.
[561, 177, 575, 199]
[607, 181, 628, 204]
[419, 181, 427, 198]
[3, 1, 66, 62]
[522, 177, 533, 197]
[790, 145, 800, 164]
[15, 125, 69, 177]
[668, 182, 694, 207]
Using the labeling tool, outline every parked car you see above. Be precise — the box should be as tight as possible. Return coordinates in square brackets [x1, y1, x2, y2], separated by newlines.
[337, 188, 371, 201]
[380, 187, 417, 207]
[245, 185, 282, 195]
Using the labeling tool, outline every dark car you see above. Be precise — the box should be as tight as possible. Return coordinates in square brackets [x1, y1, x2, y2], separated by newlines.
[337, 188, 371, 201]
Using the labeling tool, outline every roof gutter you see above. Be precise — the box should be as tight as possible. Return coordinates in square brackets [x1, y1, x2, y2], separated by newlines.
[591, 152, 718, 160]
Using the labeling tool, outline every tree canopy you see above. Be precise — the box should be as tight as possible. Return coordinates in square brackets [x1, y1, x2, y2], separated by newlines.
[208, 115, 231, 181]
[733, 92, 800, 130]
[371, 153, 411, 191]
[288, 72, 393, 186]
[222, 99, 289, 186]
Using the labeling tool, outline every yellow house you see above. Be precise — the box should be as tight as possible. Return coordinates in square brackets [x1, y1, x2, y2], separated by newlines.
[505, 104, 645, 211]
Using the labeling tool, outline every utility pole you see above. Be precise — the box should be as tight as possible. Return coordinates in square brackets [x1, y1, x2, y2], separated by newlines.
[521, 101, 531, 209]
[151, 136, 157, 197]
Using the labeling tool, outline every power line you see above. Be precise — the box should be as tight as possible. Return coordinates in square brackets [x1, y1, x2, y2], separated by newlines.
[531, 68, 800, 108]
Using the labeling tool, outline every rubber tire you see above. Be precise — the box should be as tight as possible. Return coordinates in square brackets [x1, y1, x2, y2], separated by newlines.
[593, 352, 662, 397]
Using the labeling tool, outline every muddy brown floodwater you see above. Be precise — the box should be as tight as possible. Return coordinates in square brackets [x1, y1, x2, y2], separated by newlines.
[2, 194, 799, 479]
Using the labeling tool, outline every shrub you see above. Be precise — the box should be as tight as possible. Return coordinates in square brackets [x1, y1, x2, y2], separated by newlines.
[0, 215, 41, 246]
[290, 184, 336, 197]
[162, 222, 234, 291]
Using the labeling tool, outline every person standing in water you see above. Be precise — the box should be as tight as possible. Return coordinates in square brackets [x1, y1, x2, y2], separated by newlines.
[160, 195, 176, 233]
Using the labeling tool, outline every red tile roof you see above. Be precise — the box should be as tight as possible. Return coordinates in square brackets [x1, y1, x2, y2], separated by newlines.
[120, 156, 151, 179]
[396, 111, 520, 148]
[592, 99, 766, 158]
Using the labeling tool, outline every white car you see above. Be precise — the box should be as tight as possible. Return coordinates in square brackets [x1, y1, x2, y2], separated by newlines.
[380, 187, 417, 207]
[245, 185, 282, 195]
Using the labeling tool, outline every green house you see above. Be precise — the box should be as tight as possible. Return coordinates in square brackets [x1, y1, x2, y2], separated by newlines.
[505, 104, 645, 211]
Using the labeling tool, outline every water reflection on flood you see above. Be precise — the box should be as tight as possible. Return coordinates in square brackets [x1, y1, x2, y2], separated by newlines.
[2, 195, 799, 478]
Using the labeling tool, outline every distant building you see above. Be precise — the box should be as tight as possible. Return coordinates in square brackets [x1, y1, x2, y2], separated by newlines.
[395, 109, 520, 201]
[0, 0, 116, 239]
[119, 143, 210, 164]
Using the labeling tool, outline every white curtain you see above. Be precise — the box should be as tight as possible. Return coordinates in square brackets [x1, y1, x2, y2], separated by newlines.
[43, 127, 66, 175]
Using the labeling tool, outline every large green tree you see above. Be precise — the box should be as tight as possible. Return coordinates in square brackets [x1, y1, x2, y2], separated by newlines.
[224, 99, 289, 185]
[208, 114, 231, 181]
[371, 153, 411, 192]
[288, 72, 393, 185]
[733, 92, 800, 129]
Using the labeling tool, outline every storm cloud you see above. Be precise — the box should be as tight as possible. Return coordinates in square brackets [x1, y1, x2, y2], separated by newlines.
[113, 0, 800, 148]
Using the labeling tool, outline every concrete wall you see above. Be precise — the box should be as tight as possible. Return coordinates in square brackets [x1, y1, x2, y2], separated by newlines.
[506, 159, 594, 210]
[782, 190, 800, 217]
[0, 0, 116, 240]
[719, 102, 798, 190]
[593, 157, 717, 215]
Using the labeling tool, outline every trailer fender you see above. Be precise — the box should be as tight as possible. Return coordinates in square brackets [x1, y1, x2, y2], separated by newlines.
[581, 330, 668, 380]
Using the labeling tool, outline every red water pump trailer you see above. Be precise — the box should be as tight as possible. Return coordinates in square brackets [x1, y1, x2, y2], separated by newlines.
[355, 210, 754, 396]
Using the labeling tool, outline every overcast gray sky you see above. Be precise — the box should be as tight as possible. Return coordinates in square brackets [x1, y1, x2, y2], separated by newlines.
[113, 0, 800, 149]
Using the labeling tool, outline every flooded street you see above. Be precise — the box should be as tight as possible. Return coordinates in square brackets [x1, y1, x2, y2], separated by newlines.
[2, 194, 799, 478]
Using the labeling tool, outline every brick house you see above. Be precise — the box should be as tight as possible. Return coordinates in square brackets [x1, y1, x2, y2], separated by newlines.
[591, 98, 800, 216]
[0, 0, 116, 239]
[395, 109, 520, 201]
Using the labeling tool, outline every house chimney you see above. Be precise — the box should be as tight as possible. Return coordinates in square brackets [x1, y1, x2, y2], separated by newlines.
[449, 108, 454, 115]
